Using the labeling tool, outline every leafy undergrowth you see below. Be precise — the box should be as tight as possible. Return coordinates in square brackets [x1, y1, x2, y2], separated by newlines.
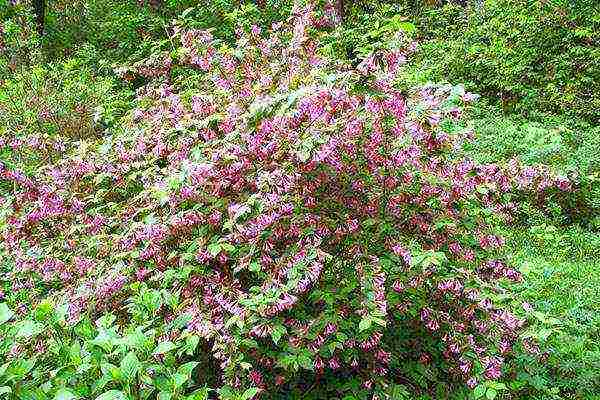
[458, 103, 600, 398]
[503, 225, 600, 398]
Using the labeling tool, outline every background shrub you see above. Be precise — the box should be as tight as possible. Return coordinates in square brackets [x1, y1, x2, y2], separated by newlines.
[404, 0, 600, 123]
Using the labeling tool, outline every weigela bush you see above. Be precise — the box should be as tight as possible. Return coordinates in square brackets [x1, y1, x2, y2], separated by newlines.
[0, 2, 572, 398]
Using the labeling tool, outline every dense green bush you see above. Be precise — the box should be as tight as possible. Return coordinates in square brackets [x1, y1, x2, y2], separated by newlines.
[40, 0, 292, 64]
[0, 0, 41, 77]
[406, 0, 600, 123]
[461, 106, 600, 228]
[500, 225, 600, 398]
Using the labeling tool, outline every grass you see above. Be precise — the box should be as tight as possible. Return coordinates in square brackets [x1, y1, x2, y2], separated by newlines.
[463, 106, 600, 397]
[504, 225, 600, 398]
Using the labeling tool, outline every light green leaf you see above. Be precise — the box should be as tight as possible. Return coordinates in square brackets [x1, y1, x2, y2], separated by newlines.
[358, 317, 372, 332]
[119, 351, 140, 382]
[158, 391, 172, 400]
[0, 387, 11, 395]
[0, 303, 14, 325]
[486, 388, 497, 400]
[177, 361, 199, 378]
[173, 373, 188, 388]
[15, 320, 44, 339]
[95, 390, 126, 400]
[241, 388, 260, 400]
[207, 243, 221, 257]
[186, 388, 208, 400]
[96, 314, 116, 328]
[53, 388, 79, 400]
[473, 385, 486, 399]
[152, 341, 177, 355]
[185, 335, 200, 356]
[271, 325, 286, 345]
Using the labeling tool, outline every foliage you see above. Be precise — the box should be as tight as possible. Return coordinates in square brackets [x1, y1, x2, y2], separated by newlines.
[318, 2, 415, 62]
[40, 0, 292, 64]
[501, 225, 600, 398]
[405, 0, 600, 123]
[0, 0, 42, 77]
[462, 106, 600, 228]
[0, 58, 131, 180]
[1, 0, 599, 399]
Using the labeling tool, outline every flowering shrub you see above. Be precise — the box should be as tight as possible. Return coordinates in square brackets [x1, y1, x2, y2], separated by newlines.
[0, 2, 573, 399]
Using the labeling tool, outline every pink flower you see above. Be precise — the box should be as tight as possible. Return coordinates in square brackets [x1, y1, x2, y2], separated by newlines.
[251, 24, 262, 36]
[328, 357, 340, 370]
[466, 377, 477, 389]
[208, 210, 222, 226]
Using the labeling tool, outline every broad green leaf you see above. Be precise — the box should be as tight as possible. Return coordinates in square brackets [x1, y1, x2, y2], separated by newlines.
[207, 243, 221, 257]
[152, 341, 177, 355]
[241, 388, 260, 400]
[177, 361, 199, 378]
[34, 300, 54, 320]
[185, 335, 200, 356]
[8, 358, 36, 379]
[15, 320, 44, 339]
[158, 391, 172, 400]
[119, 351, 140, 382]
[186, 388, 209, 400]
[95, 314, 116, 328]
[473, 385, 486, 399]
[172, 372, 188, 388]
[486, 389, 498, 400]
[53, 388, 79, 400]
[358, 317, 372, 332]
[95, 390, 126, 400]
[0, 303, 13, 325]
[271, 325, 286, 345]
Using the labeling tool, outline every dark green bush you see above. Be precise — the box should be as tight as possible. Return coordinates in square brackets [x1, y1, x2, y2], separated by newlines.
[0, 0, 41, 77]
[41, 0, 292, 64]
[408, 0, 600, 123]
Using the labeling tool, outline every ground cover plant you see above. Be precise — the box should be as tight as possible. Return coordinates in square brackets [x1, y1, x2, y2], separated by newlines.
[1, 0, 599, 399]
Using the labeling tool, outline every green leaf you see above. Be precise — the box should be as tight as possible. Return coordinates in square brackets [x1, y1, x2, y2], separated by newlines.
[0, 303, 14, 325]
[53, 388, 79, 400]
[34, 299, 54, 320]
[96, 314, 116, 328]
[15, 320, 44, 339]
[473, 385, 486, 399]
[0, 387, 11, 395]
[241, 388, 260, 400]
[396, 21, 416, 33]
[485, 389, 497, 400]
[172, 372, 187, 388]
[207, 243, 221, 257]
[185, 335, 200, 356]
[297, 353, 313, 370]
[152, 341, 177, 355]
[186, 388, 208, 400]
[271, 325, 286, 345]
[95, 390, 126, 400]
[358, 317, 372, 332]
[177, 361, 199, 378]
[158, 392, 172, 400]
[119, 351, 140, 383]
